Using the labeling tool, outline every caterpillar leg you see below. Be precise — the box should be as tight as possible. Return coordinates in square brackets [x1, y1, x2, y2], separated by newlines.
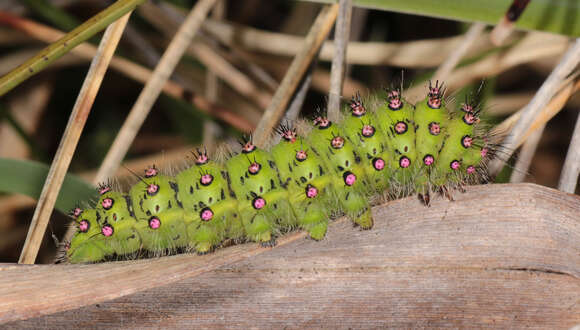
[339, 188, 373, 229]
[67, 242, 107, 264]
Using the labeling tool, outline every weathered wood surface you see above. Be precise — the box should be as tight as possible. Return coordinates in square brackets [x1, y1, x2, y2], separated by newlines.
[2, 183, 580, 328]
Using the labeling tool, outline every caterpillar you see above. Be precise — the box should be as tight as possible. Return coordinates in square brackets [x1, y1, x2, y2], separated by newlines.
[64, 82, 496, 263]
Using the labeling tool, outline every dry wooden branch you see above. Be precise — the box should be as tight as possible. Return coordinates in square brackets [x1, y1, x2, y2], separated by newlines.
[559, 112, 580, 193]
[1, 183, 579, 327]
[18, 12, 132, 264]
[94, 0, 218, 185]
[253, 4, 339, 146]
[327, 0, 352, 122]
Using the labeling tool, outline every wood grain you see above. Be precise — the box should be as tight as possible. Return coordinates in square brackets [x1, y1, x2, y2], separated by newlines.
[2, 183, 580, 328]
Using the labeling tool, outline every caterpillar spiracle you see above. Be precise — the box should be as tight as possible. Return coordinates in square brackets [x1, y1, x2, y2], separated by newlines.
[64, 82, 497, 263]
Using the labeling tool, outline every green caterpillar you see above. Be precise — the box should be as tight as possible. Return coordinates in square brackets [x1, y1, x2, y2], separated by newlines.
[65, 83, 495, 263]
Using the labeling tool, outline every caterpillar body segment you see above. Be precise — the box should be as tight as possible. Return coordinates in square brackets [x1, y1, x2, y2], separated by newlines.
[176, 151, 242, 253]
[67, 208, 111, 263]
[308, 117, 373, 229]
[95, 187, 141, 257]
[128, 168, 189, 253]
[374, 89, 417, 187]
[270, 128, 334, 240]
[226, 141, 297, 245]
[342, 95, 391, 194]
[65, 83, 499, 263]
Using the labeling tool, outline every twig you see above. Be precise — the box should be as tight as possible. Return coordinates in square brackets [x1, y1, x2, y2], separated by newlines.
[283, 60, 317, 123]
[0, 0, 145, 96]
[94, 0, 218, 185]
[0, 14, 253, 132]
[490, 0, 531, 46]
[558, 112, 580, 193]
[490, 38, 580, 175]
[139, 2, 272, 109]
[253, 4, 339, 147]
[406, 32, 569, 102]
[203, 18, 502, 67]
[509, 124, 545, 183]
[18, 12, 132, 264]
[432, 22, 486, 83]
[327, 0, 352, 122]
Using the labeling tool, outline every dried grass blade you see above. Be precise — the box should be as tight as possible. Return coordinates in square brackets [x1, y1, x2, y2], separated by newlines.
[327, 0, 352, 122]
[253, 4, 339, 146]
[94, 0, 218, 185]
[18, 12, 133, 264]
[0, 0, 145, 96]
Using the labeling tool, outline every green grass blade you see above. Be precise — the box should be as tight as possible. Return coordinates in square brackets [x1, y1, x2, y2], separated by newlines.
[0, 0, 146, 97]
[21, 0, 80, 32]
[0, 158, 96, 214]
[301, 0, 580, 37]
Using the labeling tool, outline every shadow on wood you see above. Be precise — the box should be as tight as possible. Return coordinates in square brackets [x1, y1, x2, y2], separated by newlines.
[2, 183, 579, 328]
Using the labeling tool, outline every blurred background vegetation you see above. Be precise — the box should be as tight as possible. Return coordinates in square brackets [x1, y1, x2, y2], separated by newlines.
[0, 0, 578, 263]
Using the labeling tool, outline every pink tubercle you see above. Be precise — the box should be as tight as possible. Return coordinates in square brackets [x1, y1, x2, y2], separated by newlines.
[394, 122, 407, 134]
[361, 125, 375, 137]
[281, 129, 297, 142]
[429, 122, 441, 136]
[464, 112, 476, 125]
[296, 150, 308, 161]
[101, 198, 114, 210]
[462, 136, 473, 148]
[343, 171, 357, 186]
[241, 141, 256, 153]
[450, 160, 461, 170]
[423, 155, 434, 166]
[248, 162, 261, 175]
[399, 156, 411, 168]
[78, 220, 89, 233]
[461, 103, 473, 112]
[313, 116, 330, 129]
[481, 148, 489, 158]
[147, 184, 159, 196]
[144, 167, 158, 178]
[466, 165, 476, 174]
[306, 185, 318, 198]
[253, 197, 266, 210]
[98, 185, 111, 195]
[148, 217, 161, 229]
[373, 158, 385, 171]
[200, 208, 214, 221]
[331, 136, 345, 149]
[101, 225, 114, 237]
[71, 207, 83, 219]
[195, 151, 209, 165]
[200, 174, 213, 186]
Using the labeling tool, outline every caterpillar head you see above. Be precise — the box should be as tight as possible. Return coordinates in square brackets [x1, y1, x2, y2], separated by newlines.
[350, 92, 366, 117]
[427, 80, 445, 109]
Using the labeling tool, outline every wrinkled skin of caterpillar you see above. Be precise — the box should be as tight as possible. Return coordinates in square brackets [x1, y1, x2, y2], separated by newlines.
[65, 84, 493, 263]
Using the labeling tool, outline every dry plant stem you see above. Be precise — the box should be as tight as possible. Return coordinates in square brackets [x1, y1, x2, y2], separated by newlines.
[0, 0, 145, 96]
[490, 16, 514, 46]
[406, 32, 569, 102]
[94, 0, 218, 185]
[327, 0, 352, 122]
[490, 38, 580, 175]
[1, 14, 253, 133]
[253, 4, 339, 147]
[0, 145, 196, 218]
[284, 61, 317, 123]
[492, 79, 580, 150]
[558, 112, 580, 193]
[432, 22, 486, 83]
[18, 12, 132, 264]
[1, 184, 579, 326]
[202, 0, 226, 155]
[509, 123, 545, 183]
